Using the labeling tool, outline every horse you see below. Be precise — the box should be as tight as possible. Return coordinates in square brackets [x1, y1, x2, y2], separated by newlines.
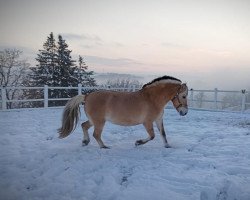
[58, 75, 188, 148]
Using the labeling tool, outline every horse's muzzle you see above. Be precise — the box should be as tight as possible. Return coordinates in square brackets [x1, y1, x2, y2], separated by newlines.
[179, 108, 188, 116]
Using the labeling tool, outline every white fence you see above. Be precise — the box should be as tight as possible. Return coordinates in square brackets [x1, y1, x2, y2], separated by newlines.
[189, 88, 249, 112]
[0, 84, 139, 110]
[0, 85, 249, 112]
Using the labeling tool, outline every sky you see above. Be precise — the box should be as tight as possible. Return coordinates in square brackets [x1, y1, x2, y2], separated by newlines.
[0, 0, 250, 89]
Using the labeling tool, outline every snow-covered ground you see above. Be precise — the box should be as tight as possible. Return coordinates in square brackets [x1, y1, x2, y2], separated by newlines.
[0, 107, 250, 200]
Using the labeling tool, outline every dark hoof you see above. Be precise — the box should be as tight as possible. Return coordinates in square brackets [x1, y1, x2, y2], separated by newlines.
[164, 144, 171, 148]
[135, 140, 144, 146]
[82, 140, 90, 146]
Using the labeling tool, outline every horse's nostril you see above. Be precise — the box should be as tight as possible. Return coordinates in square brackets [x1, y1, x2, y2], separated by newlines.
[180, 110, 187, 116]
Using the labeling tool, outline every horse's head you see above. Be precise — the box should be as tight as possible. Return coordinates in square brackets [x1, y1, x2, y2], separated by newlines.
[172, 83, 188, 116]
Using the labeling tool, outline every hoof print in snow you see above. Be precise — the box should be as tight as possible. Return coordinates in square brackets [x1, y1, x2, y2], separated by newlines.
[121, 176, 128, 185]
[46, 136, 53, 141]
[188, 148, 193, 152]
[64, 167, 70, 171]
[216, 181, 229, 200]
[101, 146, 110, 149]
[120, 167, 133, 187]
[50, 153, 57, 159]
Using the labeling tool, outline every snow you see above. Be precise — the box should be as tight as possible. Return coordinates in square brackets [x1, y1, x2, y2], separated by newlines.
[0, 107, 250, 200]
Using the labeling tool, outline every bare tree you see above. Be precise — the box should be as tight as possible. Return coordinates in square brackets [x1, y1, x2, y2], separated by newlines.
[105, 78, 142, 91]
[221, 93, 241, 110]
[195, 92, 206, 108]
[0, 49, 30, 108]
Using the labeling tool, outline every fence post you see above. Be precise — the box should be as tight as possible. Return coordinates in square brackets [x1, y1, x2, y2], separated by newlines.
[132, 85, 136, 92]
[241, 89, 246, 112]
[1, 87, 7, 110]
[44, 85, 48, 108]
[214, 88, 218, 110]
[190, 88, 194, 108]
[78, 83, 82, 95]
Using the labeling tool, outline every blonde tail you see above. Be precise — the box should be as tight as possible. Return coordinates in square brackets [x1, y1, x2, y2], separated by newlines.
[58, 95, 86, 138]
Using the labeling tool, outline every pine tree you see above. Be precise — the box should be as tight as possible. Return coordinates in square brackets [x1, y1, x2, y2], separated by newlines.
[27, 32, 58, 107]
[75, 55, 97, 87]
[57, 35, 77, 87]
[30, 32, 58, 86]
[55, 35, 77, 104]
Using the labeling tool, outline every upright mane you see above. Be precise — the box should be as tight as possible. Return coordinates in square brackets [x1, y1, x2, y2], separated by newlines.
[142, 75, 182, 89]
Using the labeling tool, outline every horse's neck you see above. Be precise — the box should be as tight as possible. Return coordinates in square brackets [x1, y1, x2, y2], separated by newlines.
[143, 84, 180, 107]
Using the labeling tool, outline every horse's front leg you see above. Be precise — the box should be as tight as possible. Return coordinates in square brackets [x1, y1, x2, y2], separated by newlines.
[135, 122, 155, 146]
[155, 117, 170, 148]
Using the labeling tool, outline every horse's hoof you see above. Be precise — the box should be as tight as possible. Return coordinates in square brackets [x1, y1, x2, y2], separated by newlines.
[164, 144, 171, 148]
[82, 140, 90, 146]
[135, 140, 143, 146]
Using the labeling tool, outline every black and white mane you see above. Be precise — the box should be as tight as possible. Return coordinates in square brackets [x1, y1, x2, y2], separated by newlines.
[142, 76, 182, 89]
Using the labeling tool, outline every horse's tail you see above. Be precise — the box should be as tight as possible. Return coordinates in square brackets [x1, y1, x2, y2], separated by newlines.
[58, 95, 86, 138]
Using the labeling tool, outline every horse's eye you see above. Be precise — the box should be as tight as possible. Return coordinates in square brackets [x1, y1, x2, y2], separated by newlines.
[183, 96, 186, 99]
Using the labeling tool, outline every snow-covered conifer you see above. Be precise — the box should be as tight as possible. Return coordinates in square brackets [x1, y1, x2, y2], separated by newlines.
[75, 55, 97, 87]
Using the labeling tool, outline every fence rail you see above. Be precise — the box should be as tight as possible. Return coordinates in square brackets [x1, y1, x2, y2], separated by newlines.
[0, 85, 249, 112]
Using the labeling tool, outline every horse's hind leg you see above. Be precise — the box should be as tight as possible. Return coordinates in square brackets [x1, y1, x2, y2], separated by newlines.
[81, 120, 92, 146]
[155, 117, 170, 148]
[135, 122, 155, 146]
[93, 122, 109, 149]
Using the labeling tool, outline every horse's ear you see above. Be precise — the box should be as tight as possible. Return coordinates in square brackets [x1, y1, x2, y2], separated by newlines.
[181, 83, 188, 91]
[181, 83, 186, 88]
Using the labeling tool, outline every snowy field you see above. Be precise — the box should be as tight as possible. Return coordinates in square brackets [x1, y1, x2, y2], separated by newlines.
[0, 107, 250, 200]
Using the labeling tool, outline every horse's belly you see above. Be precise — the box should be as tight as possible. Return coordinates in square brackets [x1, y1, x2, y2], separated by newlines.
[105, 113, 144, 126]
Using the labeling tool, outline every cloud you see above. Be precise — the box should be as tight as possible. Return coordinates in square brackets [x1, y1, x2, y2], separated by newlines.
[62, 33, 126, 49]
[62, 33, 102, 43]
[84, 55, 142, 67]
[61, 33, 83, 40]
[80, 44, 93, 49]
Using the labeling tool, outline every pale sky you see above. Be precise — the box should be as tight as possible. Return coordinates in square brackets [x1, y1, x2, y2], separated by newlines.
[0, 0, 250, 89]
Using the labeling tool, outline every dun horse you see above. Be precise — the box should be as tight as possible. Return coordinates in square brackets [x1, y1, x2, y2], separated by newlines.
[58, 76, 188, 148]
